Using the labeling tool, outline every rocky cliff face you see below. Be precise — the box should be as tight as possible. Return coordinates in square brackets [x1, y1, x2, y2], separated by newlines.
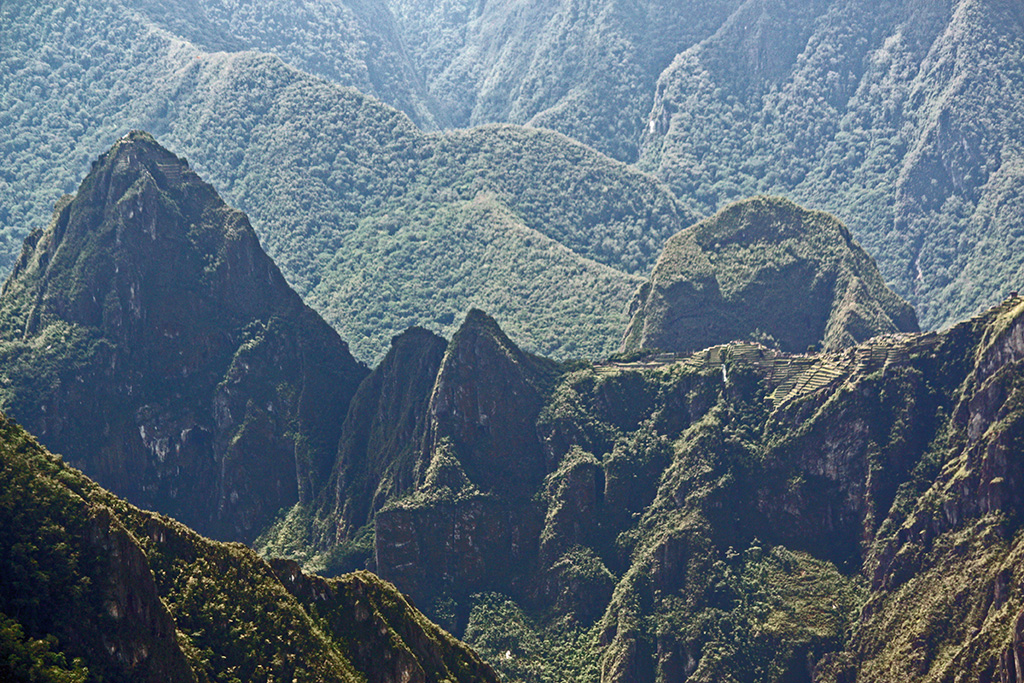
[0, 132, 368, 542]
[621, 196, 919, 355]
[317, 326, 448, 547]
[367, 310, 555, 621]
[303, 291, 1024, 682]
[0, 411, 498, 683]
[423, 308, 557, 497]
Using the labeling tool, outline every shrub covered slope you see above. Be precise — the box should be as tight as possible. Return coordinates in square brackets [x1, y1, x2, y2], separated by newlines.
[3, 0, 1024, 339]
[0, 410, 500, 683]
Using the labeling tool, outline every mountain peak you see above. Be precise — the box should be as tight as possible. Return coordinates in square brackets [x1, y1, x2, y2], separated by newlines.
[426, 310, 557, 496]
[621, 196, 919, 355]
[0, 134, 368, 541]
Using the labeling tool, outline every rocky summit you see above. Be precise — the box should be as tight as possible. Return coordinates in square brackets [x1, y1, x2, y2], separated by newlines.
[622, 196, 919, 355]
[0, 132, 368, 542]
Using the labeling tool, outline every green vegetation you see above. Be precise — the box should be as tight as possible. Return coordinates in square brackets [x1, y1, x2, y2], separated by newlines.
[622, 196, 919, 355]
[386, 0, 739, 161]
[0, 411, 499, 682]
[126, 0, 438, 128]
[0, 0, 693, 363]
[462, 592, 602, 683]
[0, 612, 88, 683]
[5, 1, 1024, 679]
[640, 0, 1024, 329]
[4, 0, 1024, 349]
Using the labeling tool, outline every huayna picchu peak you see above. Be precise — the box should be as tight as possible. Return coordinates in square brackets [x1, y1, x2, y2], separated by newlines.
[622, 196, 920, 355]
[0, 131, 368, 542]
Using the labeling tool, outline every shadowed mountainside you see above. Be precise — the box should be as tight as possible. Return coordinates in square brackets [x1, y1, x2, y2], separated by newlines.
[0, 132, 368, 542]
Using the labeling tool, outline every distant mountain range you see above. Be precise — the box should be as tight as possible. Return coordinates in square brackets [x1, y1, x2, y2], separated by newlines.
[2, 0, 1023, 358]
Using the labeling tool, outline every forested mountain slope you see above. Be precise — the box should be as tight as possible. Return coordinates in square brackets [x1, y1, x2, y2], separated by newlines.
[639, 0, 1024, 330]
[126, 0, 440, 128]
[1, 0, 692, 362]
[0, 410, 499, 683]
[0, 132, 368, 542]
[622, 196, 919, 355]
[385, 0, 743, 161]
[5, 0, 1024, 344]
[382, 0, 1024, 331]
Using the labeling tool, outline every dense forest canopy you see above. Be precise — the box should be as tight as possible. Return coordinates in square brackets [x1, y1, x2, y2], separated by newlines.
[3, 0, 1024, 354]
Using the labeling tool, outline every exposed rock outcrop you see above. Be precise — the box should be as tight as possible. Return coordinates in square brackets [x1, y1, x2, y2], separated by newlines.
[0, 132, 368, 542]
[316, 326, 448, 547]
[372, 310, 556, 615]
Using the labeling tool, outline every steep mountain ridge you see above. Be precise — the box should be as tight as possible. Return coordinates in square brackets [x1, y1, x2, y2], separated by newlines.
[126, 0, 441, 128]
[0, 132, 368, 542]
[258, 310, 559, 595]
[622, 196, 919, 355]
[385, 0, 743, 161]
[0, 410, 499, 683]
[267, 284, 1024, 681]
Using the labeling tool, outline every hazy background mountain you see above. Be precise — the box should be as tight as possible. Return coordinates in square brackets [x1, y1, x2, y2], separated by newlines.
[385, 0, 1024, 330]
[384, 0, 744, 161]
[127, 0, 440, 127]
[638, 0, 1024, 330]
[1, 0, 693, 362]
[4, 0, 1024, 351]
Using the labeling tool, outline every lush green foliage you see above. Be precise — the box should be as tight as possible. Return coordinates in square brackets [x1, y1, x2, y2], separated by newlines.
[127, 0, 437, 127]
[639, 0, 1024, 329]
[0, 612, 87, 683]
[4, 0, 1024, 348]
[462, 592, 602, 683]
[386, 0, 740, 161]
[0, 0, 693, 363]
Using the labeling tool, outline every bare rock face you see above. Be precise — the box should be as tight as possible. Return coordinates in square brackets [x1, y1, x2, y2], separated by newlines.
[423, 308, 557, 496]
[374, 496, 543, 616]
[83, 507, 196, 682]
[0, 132, 367, 542]
[372, 310, 556, 616]
[621, 196, 918, 355]
[315, 326, 448, 547]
